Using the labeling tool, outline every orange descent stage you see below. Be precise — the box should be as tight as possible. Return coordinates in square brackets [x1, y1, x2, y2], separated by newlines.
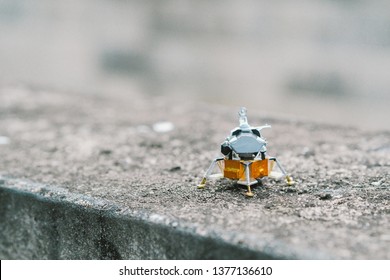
[223, 159, 269, 180]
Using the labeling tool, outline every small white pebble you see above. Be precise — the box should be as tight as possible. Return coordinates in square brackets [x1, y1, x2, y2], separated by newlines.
[371, 179, 384, 186]
[152, 121, 174, 133]
[0, 136, 10, 145]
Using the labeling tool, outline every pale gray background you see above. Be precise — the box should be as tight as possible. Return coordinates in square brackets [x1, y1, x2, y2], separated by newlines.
[1, 0, 389, 130]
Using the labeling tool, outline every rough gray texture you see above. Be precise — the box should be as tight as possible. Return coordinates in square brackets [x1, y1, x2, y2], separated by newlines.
[0, 179, 269, 260]
[0, 86, 389, 259]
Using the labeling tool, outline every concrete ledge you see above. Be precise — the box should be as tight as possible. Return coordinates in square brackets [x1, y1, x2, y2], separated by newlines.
[0, 87, 389, 259]
[0, 178, 284, 259]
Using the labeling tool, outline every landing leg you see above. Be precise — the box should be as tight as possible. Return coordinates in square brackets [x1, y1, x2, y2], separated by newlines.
[244, 162, 254, 197]
[245, 185, 254, 197]
[269, 157, 295, 185]
[285, 175, 294, 186]
[197, 157, 224, 189]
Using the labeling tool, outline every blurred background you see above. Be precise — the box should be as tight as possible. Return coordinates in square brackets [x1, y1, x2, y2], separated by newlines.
[0, 0, 389, 130]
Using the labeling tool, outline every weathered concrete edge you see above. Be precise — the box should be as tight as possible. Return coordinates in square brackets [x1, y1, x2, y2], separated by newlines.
[0, 177, 327, 259]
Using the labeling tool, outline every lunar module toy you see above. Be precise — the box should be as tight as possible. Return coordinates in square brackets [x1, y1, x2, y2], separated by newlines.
[198, 107, 294, 197]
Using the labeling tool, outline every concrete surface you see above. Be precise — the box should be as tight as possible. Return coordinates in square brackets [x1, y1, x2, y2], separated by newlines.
[0, 86, 389, 259]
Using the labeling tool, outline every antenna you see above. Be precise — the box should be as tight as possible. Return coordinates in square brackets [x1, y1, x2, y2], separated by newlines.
[238, 107, 250, 130]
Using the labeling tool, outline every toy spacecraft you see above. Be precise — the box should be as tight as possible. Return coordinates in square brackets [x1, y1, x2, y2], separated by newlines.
[198, 107, 294, 197]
